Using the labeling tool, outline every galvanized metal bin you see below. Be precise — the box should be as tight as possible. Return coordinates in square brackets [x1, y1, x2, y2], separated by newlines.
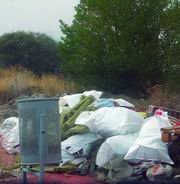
[17, 98, 61, 165]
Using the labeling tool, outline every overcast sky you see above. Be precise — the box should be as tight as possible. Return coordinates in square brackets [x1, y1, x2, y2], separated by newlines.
[0, 0, 80, 40]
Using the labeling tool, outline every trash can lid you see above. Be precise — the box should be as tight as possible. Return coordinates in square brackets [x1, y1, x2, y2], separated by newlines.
[17, 97, 59, 103]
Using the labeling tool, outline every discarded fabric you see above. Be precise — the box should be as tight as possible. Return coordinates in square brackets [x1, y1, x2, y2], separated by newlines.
[61, 95, 95, 140]
[146, 164, 173, 181]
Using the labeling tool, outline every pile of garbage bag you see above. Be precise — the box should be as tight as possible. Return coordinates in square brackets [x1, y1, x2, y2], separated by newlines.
[0, 117, 19, 154]
[0, 90, 178, 183]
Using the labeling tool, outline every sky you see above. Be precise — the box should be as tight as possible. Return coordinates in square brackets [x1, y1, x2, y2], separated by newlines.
[0, 0, 80, 40]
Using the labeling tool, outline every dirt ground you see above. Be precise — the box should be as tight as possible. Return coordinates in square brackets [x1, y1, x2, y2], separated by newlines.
[0, 142, 16, 168]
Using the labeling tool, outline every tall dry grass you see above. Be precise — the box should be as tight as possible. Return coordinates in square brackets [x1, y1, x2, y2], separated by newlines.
[147, 84, 180, 109]
[0, 67, 78, 103]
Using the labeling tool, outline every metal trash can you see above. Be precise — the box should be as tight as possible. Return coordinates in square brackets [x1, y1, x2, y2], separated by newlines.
[17, 98, 61, 165]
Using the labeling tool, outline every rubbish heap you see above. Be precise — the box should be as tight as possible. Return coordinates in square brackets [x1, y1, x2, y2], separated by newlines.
[0, 90, 180, 183]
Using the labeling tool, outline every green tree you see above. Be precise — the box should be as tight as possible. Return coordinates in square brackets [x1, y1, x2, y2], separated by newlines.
[160, 1, 180, 91]
[59, 0, 179, 94]
[0, 31, 61, 74]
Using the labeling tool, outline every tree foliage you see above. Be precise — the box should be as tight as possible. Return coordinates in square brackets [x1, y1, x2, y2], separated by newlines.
[0, 31, 61, 74]
[59, 0, 180, 94]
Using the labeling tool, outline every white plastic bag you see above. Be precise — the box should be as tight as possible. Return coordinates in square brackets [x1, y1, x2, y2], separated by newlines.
[112, 98, 135, 108]
[83, 90, 103, 100]
[61, 133, 101, 165]
[91, 98, 135, 109]
[96, 132, 139, 168]
[59, 90, 103, 113]
[59, 93, 82, 109]
[90, 99, 115, 108]
[107, 159, 133, 183]
[0, 117, 19, 154]
[0, 117, 17, 136]
[124, 115, 173, 164]
[75, 107, 144, 137]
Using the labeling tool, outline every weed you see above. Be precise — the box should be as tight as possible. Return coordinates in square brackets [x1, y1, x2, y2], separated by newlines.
[0, 67, 79, 103]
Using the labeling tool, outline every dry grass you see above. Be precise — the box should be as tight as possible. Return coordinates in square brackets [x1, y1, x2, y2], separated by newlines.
[0, 67, 178, 110]
[40, 74, 77, 96]
[0, 67, 78, 103]
[117, 85, 180, 111]
[147, 84, 180, 110]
